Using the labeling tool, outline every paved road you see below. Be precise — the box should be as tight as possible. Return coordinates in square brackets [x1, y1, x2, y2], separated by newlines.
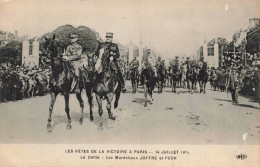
[0, 81, 259, 144]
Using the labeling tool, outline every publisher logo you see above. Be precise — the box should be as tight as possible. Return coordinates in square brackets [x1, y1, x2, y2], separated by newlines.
[236, 154, 247, 160]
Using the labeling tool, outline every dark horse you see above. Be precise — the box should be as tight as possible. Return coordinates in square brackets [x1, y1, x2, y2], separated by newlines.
[197, 67, 208, 94]
[157, 65, 165, 94]
[169, 65, 182, 94]
[130, 68, 139, 93]
[185, 65, 197, 94]
[93, 43, 121, 120]
[140, 68, 157, 107]
[44, 34, 94, 131]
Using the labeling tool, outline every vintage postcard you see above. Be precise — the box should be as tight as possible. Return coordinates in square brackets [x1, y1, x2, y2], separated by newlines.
[0, 0, 259, 166]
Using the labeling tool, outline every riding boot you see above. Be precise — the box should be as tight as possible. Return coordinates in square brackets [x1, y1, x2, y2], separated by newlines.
[116, 70, 126, 93]
[73, 76, 81, 93]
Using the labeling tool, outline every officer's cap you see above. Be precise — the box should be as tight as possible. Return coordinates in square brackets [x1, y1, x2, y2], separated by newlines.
[106, 32, 113, 38]
[69, 33, 78, 39]
[186, 57, 190, 60]
[175, 56, 179, 59]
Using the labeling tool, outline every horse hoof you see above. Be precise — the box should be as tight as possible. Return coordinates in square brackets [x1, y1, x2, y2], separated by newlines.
[47, 123, 51, 131]
[144, 103, 147, 107]
[79, 118, 83, 125]
[114, 102, 118, 109]
[109, 114, 115, 120]
[177, 92, 180, 94]
[150, 102, 153, 105]
[99, 111, 103, 117]
[67, 124, 72, 130]
[90, 115, 94, 121]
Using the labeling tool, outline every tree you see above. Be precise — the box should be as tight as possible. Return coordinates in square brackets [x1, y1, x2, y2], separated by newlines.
[0, 41, 22, 65]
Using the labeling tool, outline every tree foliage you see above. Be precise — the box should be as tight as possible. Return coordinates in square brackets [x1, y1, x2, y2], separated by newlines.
[0, 41, 22, 65]
[41, 25, 99, 53]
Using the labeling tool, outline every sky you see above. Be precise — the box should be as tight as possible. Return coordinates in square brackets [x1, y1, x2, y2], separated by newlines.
[0, 0, 259, 59]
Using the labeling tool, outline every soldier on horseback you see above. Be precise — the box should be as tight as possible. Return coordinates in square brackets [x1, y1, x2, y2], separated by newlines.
[142, 49, 156, 77]
[62, 33, 83, 93]
[129, 56, 140, 72]
[129, 56, 140, 93]
[155, 56, 163, 76]
[97, 32, 126, 93]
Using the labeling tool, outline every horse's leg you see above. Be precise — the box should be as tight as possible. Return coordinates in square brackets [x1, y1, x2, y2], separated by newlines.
[204, 82, 206, 94]
[86, 87, 93, 121]
[47, 91, 57, 131]
[149, 89, 153, 104]
[95, 94, 103, 117]
[114, 90, 121, 109]
[76, 93, 84, 124]
[64, 92, 71, 130]
[144, 84, 148, 107]
[107, 93, 115, 120]
[190, 81, 194, 94]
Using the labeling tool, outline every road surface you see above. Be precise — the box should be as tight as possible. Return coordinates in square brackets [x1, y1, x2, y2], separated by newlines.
[0, 81, 259, 144]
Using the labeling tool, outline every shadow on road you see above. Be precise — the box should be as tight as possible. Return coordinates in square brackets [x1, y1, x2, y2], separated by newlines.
[214, 98, 259, 110]
[214, 98, 232, 102]
[49, 111, 115, 132]
[233, 103, 259, 110]
[132, 98, 147, 105]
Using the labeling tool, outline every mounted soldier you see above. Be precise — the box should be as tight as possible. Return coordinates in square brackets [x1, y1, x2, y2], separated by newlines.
[129, 56, 140, 93]
[197, 57, 208, 93]
[129, 56, 139, 72]
[142, 49, 156, 77]
[96, 32, 126, 93]
[169, 56, 182, 93]
[62, 33, 83, 93]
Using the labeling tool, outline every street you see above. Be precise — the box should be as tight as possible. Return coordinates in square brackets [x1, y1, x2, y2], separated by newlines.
[0, 81, 259, 144]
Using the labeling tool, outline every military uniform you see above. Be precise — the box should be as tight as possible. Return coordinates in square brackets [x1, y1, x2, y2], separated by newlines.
[129, 58, 139, 70]
[64, 35, 83, 76]
[100, 32, 126, 92]
[226, 67, 239, 103]
[143, 49, 156, 76]
[63, 33, 83, 93]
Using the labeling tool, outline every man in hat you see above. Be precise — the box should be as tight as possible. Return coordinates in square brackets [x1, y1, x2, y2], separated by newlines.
[99, 32, 126, 93]
[144, 49, 157, 77]
[62, 33, 83, 93]
[129, 56, 139, 72]
[155, 56, 163, 75]
[226, 66, 239, 103]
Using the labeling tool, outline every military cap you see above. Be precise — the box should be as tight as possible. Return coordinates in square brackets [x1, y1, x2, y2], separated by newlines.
[105, 32, 113, 38]
[186, 57, 190, 60]
[175, 56, 179, 59]
[69, 33, 78, 39]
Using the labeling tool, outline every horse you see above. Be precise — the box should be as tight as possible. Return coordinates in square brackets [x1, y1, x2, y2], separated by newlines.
[140, 68, 157, 107]
[92, 42, 121, 120]
[185, 65, 197, 94]
[157, 65, 165, 94]
[43, 34, 93, 131]
[210, 70, 218, 91]
[169, 65, 182, 94]
[197, 69, 208, 93]
[130, 67, 139, 93]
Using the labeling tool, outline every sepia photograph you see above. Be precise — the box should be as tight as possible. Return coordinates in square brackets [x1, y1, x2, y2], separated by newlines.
[0, 0, 259, 166]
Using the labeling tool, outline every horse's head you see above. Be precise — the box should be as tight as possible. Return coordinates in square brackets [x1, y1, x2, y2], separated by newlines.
[43, 34, 58, 56]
